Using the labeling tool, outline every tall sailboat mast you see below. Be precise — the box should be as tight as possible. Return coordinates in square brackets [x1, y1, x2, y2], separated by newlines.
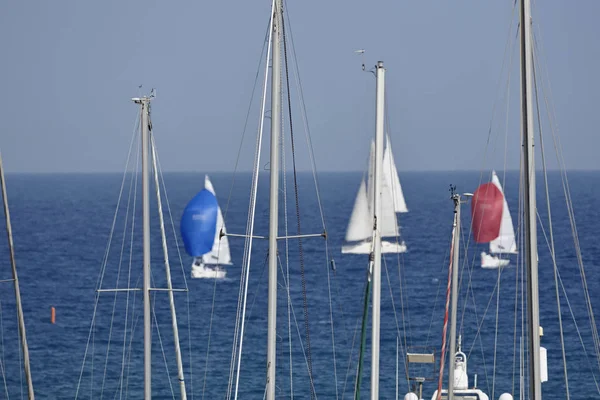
[133, 95, 153, 399]
[447, 192, 462, 400]
[520, 0, 541, 398]
[370, 60, 385, 400]
[0, 152, 35, 399]
[266, 0, 282, 398]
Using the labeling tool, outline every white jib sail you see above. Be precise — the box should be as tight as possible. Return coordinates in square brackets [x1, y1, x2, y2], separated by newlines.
[383, 135, 408, 213]
[489, 170, 517, 254]
[202, 175, 232, 265]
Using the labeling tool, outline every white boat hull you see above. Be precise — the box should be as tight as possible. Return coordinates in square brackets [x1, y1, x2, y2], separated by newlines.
[191, 263, 227, 279]
[481, 252, 510, 269]
[342, 239, 407, 254]
[430, 388, 489, 400]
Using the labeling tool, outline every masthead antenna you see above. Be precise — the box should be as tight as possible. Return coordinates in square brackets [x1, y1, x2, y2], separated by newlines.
[354, 49, 366, 71]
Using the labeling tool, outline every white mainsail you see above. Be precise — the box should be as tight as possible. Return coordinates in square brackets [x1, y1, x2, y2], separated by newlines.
[383, 135, 408, 213]
[202, 175, 232, 265]
[367, 141, 375, 209]
[366, 140, 399, 238]
[345, 179, 372, 242]
[489, 171, 517, 254]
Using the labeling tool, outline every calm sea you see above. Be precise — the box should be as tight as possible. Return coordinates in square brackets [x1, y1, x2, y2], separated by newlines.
[0, 171, 598, 399]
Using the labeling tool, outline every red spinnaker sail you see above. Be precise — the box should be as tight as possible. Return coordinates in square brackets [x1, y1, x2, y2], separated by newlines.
[471, 182, 503, 243]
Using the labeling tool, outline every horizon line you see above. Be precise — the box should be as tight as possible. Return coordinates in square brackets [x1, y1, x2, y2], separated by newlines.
[4, 168, 600, 175]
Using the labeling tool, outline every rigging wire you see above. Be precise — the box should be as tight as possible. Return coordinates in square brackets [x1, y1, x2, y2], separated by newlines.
[281, 10, 315, 398]
[117, 127, 142, 400]
[422, 228, 452, 380]
[532, 18, 600, 380]
[282, 6, 341, 397]
[213, 2, 346, 398]
[16, 297, 23, 399]
[511, 147, 525, 396]
[456, 0, 519, 343]
[280, 13, 341, 393]
[276, 255, 320, 397]
[491, 261, 501, 400]
[528, 1, 600, 392]
[383, 87, 412, 370]
[530, 41, 570, 399]
[119, 172, 138, 400]
[436, 224, 456, 400]
[549, 250, 600, 393]
[443, 3, 521, 395]
[75, 113, 140, 399]
[200, 273, 221, 400]
[150, 132, 187, 400]
[492, 14, 518, 397]
[534, 212, 600, 393]
[223, 23, 273, 396]
[220, 13, 273, 226]
[531, 31, 600, 396]
[0, 302, 9, 399]
[77, 103, 191, 399]
[149, 276, 177, 399]
[279, 39, 294, 399]
[519, 169, 529, 400]
[382, 256, 409, 390]
[125, 276, 143, 398]
[281, 2, 342, 396]
[223, 22, 276, 392]
[152, 132, 194, 396]
[100, 128, 141, 400]
[341, 315, 363, 399]
[229, 5, 275, 399]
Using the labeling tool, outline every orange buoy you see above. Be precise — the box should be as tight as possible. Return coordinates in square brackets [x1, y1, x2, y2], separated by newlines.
[50, 307, 55, 324]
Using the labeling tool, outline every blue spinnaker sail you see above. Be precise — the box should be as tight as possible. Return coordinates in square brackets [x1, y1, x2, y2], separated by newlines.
[180, 189, 218, 257]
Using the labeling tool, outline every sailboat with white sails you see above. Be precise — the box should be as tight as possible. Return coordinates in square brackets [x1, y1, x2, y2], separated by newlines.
[190, 175, 232, 279]
[342, 135, 408, 254]
[480, 170, 517, 269]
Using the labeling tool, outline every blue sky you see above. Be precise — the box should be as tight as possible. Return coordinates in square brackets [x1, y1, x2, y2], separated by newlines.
[1, 1, 598, 173]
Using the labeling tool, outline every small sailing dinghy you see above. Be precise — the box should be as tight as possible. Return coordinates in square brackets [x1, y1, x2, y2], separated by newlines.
[342, 136, 408, 254]
[471, 171, 517, 268]
[181, 179, 229, 279]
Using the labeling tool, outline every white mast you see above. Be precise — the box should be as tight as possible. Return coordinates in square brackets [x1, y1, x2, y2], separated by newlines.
[266, 0, 282, 398]
[520, 0, 541, 398]
[448, 192, 462, 400]
[370, 60, 385, 399]
[133, 95, 153, 400]
[0, 151, 35, 399]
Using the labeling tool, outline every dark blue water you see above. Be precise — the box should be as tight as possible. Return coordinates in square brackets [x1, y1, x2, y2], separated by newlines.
[0, 171, 598, 399]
